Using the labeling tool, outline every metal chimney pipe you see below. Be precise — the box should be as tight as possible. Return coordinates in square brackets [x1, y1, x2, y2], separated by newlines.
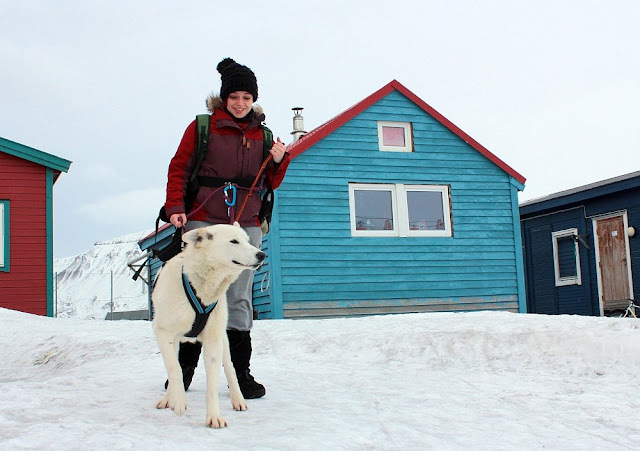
[291, 107, 306, 142]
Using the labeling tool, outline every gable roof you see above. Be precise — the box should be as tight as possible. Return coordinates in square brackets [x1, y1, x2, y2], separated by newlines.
[519, 170, 640, 216]
[287, 80, 526, 185]
[0, 136, 72, 181]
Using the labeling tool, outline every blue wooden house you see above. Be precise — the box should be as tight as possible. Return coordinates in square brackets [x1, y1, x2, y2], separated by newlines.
[138, 80, 527, 320]
[253, 80, 527, 319]
[520, 171, 639, 316]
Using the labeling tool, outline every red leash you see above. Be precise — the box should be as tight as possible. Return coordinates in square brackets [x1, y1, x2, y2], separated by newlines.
[235, 154, 273, 222]
[185, 153, 273, 224]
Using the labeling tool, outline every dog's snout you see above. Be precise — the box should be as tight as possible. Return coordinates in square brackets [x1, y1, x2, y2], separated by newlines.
[256, 251, 266, 262]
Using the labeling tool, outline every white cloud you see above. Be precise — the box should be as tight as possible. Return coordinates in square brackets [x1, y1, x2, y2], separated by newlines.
[79, 188, 165, 226]
[77, 163, 126, 184]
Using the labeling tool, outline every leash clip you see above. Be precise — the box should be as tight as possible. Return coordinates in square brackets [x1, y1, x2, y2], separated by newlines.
[224, 183, 237, 207]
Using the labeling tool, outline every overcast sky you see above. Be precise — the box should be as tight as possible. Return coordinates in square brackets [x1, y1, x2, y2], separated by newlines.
[1, 1, 638, 258]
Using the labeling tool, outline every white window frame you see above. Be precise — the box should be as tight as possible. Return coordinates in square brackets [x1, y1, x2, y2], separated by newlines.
[377, 121, 413, 152]
[349, 183, 452, 238]
[398, 185, 452, 237]
[349, 183, 399, 237]
[552, 228, 582, 286]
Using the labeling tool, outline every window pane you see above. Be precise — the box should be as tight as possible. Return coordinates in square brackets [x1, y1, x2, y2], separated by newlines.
[557, 236, 577, 278]
[354, 190, 393, 231]
[381, 126, 406, 147]
[406, 191, 445, 230]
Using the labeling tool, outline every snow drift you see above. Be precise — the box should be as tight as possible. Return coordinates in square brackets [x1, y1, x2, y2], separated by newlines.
[1, 308, 638, 449]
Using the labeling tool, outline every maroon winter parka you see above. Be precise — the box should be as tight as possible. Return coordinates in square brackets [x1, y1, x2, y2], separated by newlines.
[165, 97, 290, 227]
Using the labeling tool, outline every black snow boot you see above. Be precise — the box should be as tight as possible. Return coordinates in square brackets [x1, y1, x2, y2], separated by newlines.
[227, 330, 266, 399]
[164, 341, 202, 391]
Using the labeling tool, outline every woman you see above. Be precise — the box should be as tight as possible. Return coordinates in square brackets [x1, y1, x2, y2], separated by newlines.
[163, 58, 290, 398]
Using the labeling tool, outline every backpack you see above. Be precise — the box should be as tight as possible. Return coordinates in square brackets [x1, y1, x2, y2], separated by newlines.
[153, 115, 275, 262]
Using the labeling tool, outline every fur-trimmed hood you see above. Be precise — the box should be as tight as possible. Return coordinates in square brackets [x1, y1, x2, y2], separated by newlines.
[205, 94, 264, 116]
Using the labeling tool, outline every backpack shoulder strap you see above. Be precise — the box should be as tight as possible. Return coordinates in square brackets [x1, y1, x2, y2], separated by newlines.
[261, 124, 273, 161]
[190, 114, 211, 182]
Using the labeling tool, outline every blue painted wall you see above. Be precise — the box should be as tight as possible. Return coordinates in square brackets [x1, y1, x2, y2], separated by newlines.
[521, 186, 640, 316]
[255, 90, 525, 319]
[521, 208, 594, 315]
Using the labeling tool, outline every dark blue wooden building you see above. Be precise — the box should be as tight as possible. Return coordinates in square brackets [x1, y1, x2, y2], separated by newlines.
[520, 171, 639, 316]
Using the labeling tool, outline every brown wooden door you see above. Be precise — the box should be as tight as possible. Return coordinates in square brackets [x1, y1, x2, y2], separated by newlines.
[596, 215, 630, 310]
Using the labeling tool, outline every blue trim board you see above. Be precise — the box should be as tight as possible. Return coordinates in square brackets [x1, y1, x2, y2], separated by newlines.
[269, 192, 284, 319]
[46, 169, 54, 316]
[0, 200, 9, 272]
[510, 177, 525, 192]
[511, 182, 527, 313]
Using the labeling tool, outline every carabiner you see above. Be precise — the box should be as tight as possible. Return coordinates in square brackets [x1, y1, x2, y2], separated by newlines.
[224, 184, 237, 207]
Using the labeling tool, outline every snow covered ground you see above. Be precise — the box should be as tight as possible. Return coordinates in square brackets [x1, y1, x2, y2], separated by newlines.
[1, 307, 638, 450]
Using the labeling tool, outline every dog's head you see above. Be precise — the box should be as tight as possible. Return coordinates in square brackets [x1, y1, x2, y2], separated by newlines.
[181, 223, 266, 271]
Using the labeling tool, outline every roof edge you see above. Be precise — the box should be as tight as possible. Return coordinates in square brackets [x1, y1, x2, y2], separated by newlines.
[287, 80, 525, 185]
[519, 170, 640, 213]
[0, 136, 72, 173]
[288, 80, 396, 158]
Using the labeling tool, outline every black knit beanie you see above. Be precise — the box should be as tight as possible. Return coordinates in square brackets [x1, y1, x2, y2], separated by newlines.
[217, 58, 258, 101]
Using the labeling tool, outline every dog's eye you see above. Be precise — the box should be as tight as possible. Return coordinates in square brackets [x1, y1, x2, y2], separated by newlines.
[230, 239, 239, 244]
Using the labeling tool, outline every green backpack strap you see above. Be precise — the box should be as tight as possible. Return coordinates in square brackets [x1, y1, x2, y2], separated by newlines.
[190, 114, 210, 182]
[258, 125, 275, 234]
[261, 124, 273, 161]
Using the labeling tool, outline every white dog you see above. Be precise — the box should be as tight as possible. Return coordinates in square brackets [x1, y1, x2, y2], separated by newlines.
[151, 223, 265, 428]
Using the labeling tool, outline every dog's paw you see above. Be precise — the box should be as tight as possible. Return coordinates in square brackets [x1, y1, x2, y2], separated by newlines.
[206, 415, 228, 428]
[231, 394, 247, 411]
[156, 394, 187, 416]
[156, 396, 170, 410]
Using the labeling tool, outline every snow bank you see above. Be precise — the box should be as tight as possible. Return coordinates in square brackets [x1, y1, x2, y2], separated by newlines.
[1, 308, 638, 449]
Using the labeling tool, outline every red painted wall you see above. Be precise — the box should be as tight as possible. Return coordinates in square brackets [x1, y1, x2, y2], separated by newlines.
[0, 152, 48, 315]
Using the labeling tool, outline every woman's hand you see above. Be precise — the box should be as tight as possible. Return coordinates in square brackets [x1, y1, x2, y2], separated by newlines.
[270, 137, 287, 164]
[170, 213, 187, 228]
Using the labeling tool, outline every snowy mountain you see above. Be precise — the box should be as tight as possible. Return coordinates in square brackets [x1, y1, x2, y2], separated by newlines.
[54, 230, 152, 320]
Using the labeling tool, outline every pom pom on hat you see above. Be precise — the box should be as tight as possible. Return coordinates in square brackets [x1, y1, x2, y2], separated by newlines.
[217, 58, 258, 101]
[216, 58, 236, 73]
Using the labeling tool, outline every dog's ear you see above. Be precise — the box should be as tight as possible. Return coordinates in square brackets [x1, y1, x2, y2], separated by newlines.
[182, 229, 201, 246]
[182, 228, 213, 248]
[233, 221, 241, 228]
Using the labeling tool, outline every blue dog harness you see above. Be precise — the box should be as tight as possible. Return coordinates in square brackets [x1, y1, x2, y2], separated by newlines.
[181, 269, 218, 338]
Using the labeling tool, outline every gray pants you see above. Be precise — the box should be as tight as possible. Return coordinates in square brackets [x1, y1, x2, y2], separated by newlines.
[186, 221, 262, 331]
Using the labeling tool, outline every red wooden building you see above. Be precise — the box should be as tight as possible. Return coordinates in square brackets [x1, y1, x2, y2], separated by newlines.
[0, 137, 71, 316]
